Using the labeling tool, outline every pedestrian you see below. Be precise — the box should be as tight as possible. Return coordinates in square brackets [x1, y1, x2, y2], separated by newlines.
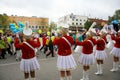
[74, 31, 85, 54]
[94, 31, 107, 75]
[110, 30, 120, 72]
[14, 28, 40, 80]
[53, 28, 77, 80]
[14, 34, 22, 61]
[38, 33, 47, 53]
[76, 31, 96, 80]
[72, 32, 77, 49]
[0, 36, 7, 59]
[46, 33, 55, 57]
[6, 34, 13, 55]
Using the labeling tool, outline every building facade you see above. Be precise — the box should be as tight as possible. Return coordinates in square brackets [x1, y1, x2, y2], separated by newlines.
[57, 13, 88, 32]
[9, 15, 49, 31]
[89, 18, 108, 25]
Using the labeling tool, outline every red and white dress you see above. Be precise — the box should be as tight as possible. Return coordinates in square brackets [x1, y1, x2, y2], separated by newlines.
[110, 34, 120, 57]
[14, 38, 40, 73]
[53, 35, 77, 71]
[76, 38, 96, 65]
[95, 36, 107, 60]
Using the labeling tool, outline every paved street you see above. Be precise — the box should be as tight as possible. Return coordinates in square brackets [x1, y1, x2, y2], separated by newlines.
[0, 49, 120, 80]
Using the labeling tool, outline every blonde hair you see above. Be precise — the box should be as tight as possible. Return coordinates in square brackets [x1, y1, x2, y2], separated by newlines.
[60, 28, 68, 35]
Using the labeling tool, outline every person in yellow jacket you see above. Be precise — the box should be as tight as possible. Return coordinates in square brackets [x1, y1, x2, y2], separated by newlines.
[0, 37, 7, 59]
[46, 33, 56, 57]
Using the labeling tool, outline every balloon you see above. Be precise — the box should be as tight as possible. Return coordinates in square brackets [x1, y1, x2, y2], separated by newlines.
[38, 29, 42, 34]
[9, 22, 25, 33]
[47, 31, 50, 36]
[10, 26, 15, 30]
[0, 30, 3, 33]
[18, 21, 25, 28]
[112, 20, 119, 24]
[13, 29, 17, 33]
[15, 25, 19, 29]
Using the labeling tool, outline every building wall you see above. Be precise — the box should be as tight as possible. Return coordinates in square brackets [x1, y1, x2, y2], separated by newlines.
[57, 13, 88, 32]
[89, 18, 108, 24]
[9, 16, 49, 30]
[70, 15, 88, 27]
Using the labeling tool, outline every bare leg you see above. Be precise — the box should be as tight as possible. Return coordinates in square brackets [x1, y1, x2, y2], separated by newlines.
[30, 71, 35, 78]
[24, 72, 29, 79]
[60, 71, 66, 80]
[66, 70, 72, 80]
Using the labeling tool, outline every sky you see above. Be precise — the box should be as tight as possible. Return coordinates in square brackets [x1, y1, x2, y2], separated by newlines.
[0, 0, 120, 22]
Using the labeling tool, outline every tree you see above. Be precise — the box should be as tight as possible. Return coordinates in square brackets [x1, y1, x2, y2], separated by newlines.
[49, 22, 56, 31]
[84, 20, 92, 30]
[0, 13, 10, 30]
[108, 9, 120, 22]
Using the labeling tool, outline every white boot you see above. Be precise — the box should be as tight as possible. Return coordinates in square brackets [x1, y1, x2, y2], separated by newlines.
[80, 70, 86, 80]
[115, 62, 119, 71]
[110, 62, 117, 72]
[95, 64, 100, 75]
[86, 70, 89, 80]
[31, 78, 36, 80]
[60, 77, 66, 80]
[66, 76, 72, 80]
[99, 64, 103, 74]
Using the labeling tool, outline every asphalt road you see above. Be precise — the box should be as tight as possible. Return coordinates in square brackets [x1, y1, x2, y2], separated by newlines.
[0, 49, 120, 80]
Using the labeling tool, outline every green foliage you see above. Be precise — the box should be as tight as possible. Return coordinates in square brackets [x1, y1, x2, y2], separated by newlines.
[108, 9, 120, 22]
[0, 13, 10, 30]
[84, 20, 92, 30]
[49, 22, 56, 31]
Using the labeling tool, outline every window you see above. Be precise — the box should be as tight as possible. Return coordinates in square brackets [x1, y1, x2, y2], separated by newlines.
[39, 26, 41, 28]
[76, 19, 78, 21]
[80, 19, 82, 21]
[80, 23, 82, 25]
[76, 23, 78, 25]
[72, 23, 74, 25]
[36, 26, 38, 28]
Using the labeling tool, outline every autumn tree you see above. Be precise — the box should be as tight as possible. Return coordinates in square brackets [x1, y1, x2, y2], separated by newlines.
[0, 13, 10, 30]
[108, 9, 120, 22]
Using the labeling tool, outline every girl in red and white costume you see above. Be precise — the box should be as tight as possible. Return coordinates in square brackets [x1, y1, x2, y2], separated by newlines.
[76, 31, 96, 80]
[94, 32, 107, 75]
[110, 30, 120, 72]
[53, 28, 77, 80]
[14, 28, 40, 80]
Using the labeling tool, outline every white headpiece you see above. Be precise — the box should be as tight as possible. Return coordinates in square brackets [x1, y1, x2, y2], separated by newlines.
[61, 23, 69, 28]
[23, 28, 32, 36]
[23, 21, 32, 36]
